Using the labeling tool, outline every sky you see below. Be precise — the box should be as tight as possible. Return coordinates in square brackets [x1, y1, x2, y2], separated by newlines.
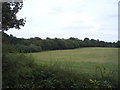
[6, 0, 119, 42]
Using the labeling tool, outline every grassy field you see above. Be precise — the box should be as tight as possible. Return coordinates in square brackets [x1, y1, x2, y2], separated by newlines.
[26, 47, 118, 75]
[3, 47, 118, 88]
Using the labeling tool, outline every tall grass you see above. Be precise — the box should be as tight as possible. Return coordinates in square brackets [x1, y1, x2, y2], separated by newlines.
[2, 48, 119, 89]
[2, 53, 36, 88]
[26, 47, 118, 88]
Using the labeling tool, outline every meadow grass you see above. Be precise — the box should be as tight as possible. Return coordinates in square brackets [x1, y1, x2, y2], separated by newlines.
[27, 47, 118, 87]
[26, 47, 118, 73]
[26, 47, 118, 85]
[3, 47, 118, 88]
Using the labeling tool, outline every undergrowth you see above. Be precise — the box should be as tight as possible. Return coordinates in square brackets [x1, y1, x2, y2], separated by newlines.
[2, 53, 118, 89]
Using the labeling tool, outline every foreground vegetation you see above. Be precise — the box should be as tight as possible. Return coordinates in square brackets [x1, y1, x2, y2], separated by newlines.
[2, 48, 119, 89]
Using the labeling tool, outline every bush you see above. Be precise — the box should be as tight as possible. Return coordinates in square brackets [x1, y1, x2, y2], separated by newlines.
[2, 53, 36, 88]
[2, 54, 117, 89]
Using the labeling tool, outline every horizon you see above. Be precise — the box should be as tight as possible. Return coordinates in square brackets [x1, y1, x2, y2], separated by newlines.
[4, 32, 118, 43]
[5, 0, 119, 42]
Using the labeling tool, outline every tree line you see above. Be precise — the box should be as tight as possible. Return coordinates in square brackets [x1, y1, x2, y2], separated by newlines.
[1, 2, 119, 54]
[2, 32, 120, 53]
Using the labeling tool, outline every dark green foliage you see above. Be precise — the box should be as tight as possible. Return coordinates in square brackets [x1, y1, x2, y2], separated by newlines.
[28, 44, 42, 52]
[2, 2, 26, 31]
[2, 53, 118, 89]
[2, 53, 36, 88]
[116, 41, 120, 47]
[2, 32, 119, 53]
[2, 44, 17, 53]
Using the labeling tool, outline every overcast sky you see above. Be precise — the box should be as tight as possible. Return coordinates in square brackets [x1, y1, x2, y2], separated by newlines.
[6, 0, 119, 42]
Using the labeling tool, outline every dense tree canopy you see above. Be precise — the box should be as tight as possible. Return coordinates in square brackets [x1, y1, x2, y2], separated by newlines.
[2, 32, 119, 53]
[2, 2, 26, 31]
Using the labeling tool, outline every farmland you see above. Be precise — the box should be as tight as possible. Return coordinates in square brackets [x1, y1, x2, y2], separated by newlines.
[27, 47, 118, 74]
[3, 47, 119, 88]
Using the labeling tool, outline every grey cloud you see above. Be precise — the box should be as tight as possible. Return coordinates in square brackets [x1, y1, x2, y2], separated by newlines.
[48, 7, 64, 14]
[62, 25, 94, 30]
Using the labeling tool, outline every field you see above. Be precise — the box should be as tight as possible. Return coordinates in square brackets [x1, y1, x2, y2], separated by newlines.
[3, 47, 119, 88]
[27, 47, 118, 75]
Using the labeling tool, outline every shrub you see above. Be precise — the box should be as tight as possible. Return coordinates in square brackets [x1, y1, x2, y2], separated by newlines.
[2, 53, 36, 88]
[2, 54, 118, 89]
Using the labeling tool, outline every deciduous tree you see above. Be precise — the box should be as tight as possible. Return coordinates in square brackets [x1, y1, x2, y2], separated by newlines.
[2, 2, 26, 31]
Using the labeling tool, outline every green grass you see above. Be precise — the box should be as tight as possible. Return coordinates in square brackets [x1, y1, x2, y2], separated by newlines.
[26, 47, 118, 75]
[3, 47, 118, 88]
